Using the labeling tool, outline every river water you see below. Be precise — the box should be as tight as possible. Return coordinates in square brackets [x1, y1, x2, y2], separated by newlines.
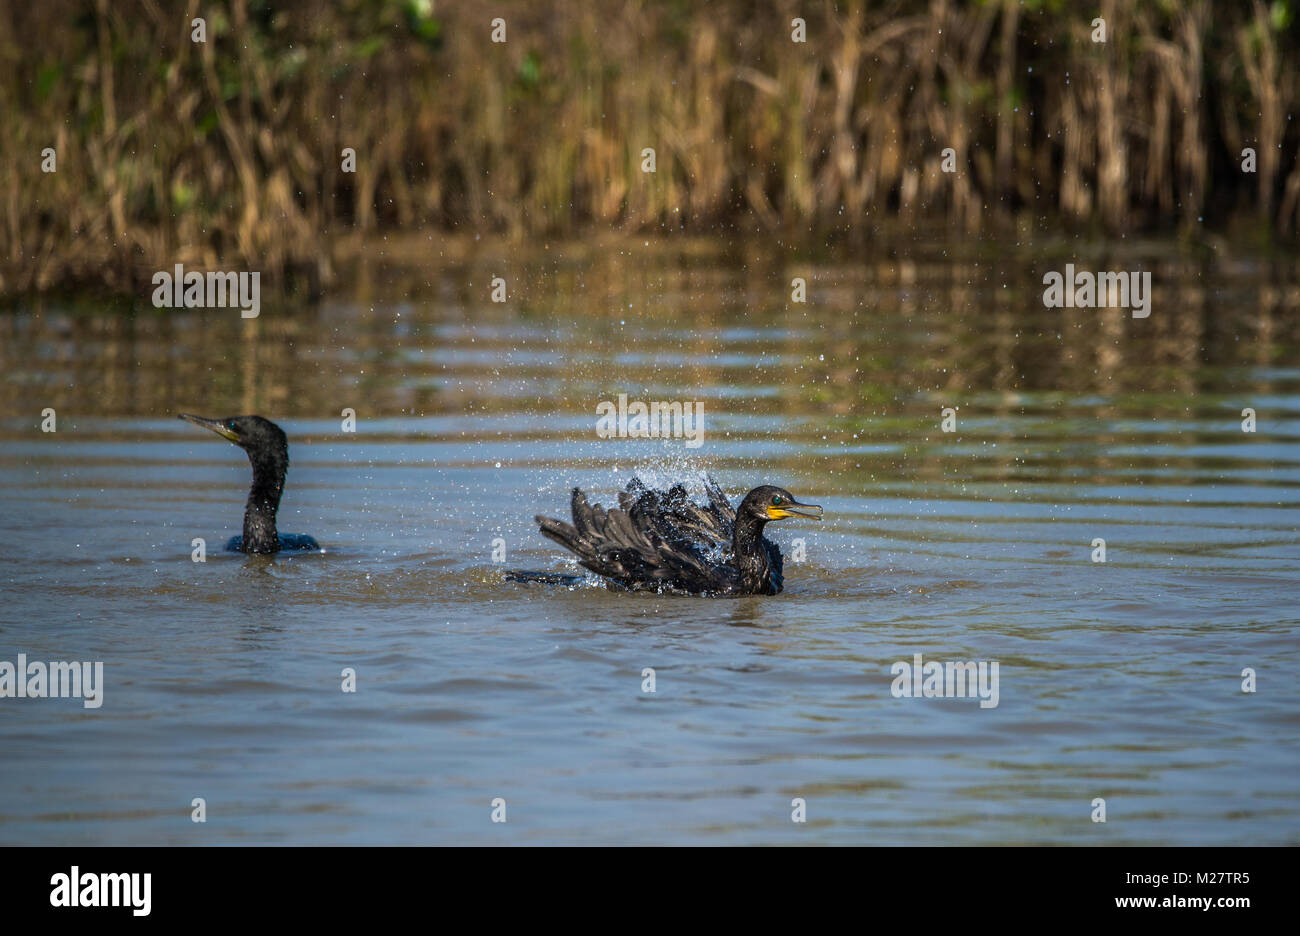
[1, 241, 1297, 844]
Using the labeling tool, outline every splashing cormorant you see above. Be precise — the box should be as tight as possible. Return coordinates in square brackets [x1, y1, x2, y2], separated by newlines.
[522, 476, 822, 595]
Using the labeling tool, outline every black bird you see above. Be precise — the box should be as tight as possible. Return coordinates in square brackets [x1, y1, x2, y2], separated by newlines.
[525, 476, 822, 595]
[178, 413, 321, 554]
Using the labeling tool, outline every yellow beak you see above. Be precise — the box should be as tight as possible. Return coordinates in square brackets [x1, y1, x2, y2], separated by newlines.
[766, 502, 823, 520]
[178, 413, 240, 443]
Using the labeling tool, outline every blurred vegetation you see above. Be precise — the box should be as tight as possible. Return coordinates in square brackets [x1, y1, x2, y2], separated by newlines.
[1, 0, 1298, 295]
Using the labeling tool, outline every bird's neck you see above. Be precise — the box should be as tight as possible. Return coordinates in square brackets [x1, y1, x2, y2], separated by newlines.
[732, 513, 772, 591]
[242, 458, 285, 553]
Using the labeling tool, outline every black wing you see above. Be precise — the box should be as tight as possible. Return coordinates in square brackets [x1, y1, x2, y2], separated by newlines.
[535, 475, 740, 592]
[764, 538, 784, 594]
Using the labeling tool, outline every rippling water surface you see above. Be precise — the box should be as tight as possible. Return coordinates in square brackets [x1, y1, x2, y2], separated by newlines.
[1, 242, 1297, 844]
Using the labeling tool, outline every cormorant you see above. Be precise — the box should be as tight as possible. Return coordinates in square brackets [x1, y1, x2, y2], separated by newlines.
[178, 413, 321, 554]
[524, 476, 822, 595]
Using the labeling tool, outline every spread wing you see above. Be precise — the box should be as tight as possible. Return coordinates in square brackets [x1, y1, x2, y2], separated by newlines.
[535, 475, 739, 592]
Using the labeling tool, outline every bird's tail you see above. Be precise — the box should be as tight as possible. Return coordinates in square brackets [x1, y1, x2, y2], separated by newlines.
[503, 569, 588, 586]
[508, 493, 602, 585]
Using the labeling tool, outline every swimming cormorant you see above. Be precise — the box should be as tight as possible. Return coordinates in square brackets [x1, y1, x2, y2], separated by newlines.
[178, 413, 321, 554]
[527, 476, 822, 595]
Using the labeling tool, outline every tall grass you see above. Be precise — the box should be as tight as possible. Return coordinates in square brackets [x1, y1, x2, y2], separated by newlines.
[1, 0, 1297, 295]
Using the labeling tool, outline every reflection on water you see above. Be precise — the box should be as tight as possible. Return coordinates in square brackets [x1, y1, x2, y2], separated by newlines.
[0, 240, 1297, 844]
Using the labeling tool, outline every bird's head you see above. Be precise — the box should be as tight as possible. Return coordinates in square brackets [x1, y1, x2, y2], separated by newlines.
[179, 413, 289, 474]
[740, 485, 823, 523]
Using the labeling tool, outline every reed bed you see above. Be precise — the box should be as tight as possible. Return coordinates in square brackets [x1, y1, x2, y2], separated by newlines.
[1, 0, 1297, 295]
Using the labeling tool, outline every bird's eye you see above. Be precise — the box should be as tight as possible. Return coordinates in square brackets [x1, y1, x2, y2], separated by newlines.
[772, 495, 784, 506]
